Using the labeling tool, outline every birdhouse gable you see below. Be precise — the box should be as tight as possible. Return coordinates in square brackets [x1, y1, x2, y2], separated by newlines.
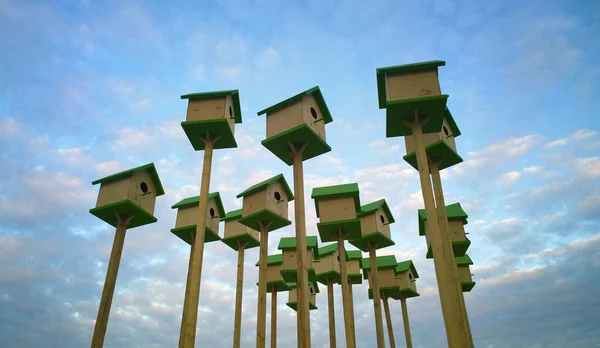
[181, 90, 242, 124]
[314, 244, 341, 277]
[278, 236, 319, 283]
[236, 174, 294, 231]
[171, 192, 225, 236]
[404, 107, 462, 154]
[221, 209, 260, 250]
[418, 202, 468, 236]
[376, 60, 446, 108]
[360, 255, 398, 280]
[395, 260, 419, 291]
[357, 199, 394, 241]
[311, 183, 361, 221]
[287, 281, 319, 311]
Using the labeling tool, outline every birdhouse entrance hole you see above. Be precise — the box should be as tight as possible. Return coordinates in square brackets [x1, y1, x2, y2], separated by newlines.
[274, 191, 281, 201]
[337, 254, 340, 262]
[229, 106, 233, 118]
[310, 107, 318, 119]
[310, 286, 314, 294]
[443, 126, 449, 136]
[209, 208, 215, 217]
[380, 215, 385, 224]
[409, 273, 413, 280]
[140, 182, 149, 194]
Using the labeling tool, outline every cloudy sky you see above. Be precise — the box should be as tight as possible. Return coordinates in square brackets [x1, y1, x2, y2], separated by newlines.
[1, 0, 599, 347]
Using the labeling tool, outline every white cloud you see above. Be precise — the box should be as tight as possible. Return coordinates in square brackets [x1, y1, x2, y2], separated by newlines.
[111, 128, 153, 149]
[368, 138, 402, 156]
[497, 171, 521, 186]
[255, 47, 281, 69]
[544, 129, 598, 148]
[573, 157, 600, 178]
[95, 160, 126, 175]
[524, 165, 543, 173]
[243, 168, 275, 186]
[0, 116, 25, 138]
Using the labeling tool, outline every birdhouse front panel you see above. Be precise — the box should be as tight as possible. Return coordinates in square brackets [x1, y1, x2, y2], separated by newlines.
[267, 263, 284, 283]
[404, 116, 457, 155]
[395, 272, 417, 292]
[374, 207, 392, 240]
[457, 265, 473, 284]
[386, 69, 441, 102]
[288, 284, 317, 307]
[223, 219, 260, 240]
[301, 94, 326, 141]
[448, 220, 467, 242]
[175, 203, 220, 236]
[185, 95, 235, 133]
[347, 259, 361, 276]
[314, 251, 340, 275]
[95, 177, 131, 209]
[265, 100, 303, 138]
[318, 196, 357, 223]
[359, 212, 379, 238]
[282, 250, 297, 273]
[240, 190, 264, 218]
[266, 181, 289, 220]
[378, 268, 398, 289]
[205, 199, 221, 234]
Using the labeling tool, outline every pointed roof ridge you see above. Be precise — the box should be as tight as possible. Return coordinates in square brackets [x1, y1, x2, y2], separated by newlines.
[91, 162, 165, 196]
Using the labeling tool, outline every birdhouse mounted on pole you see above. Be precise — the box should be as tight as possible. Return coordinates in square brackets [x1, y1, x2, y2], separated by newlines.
[180, 90, 242, 150]
[456, 255, 476, 292]
[345, 250, 364, 285]
[278, 236, 320, 283]
[90, 163, 165, 228]
[170, 192, 225, 244]
[362, 255, 399, 296]
[287, 281, 319, 311]
[350, 199, 396, 252]
[314, 243, 342, 285]
[418, 202, 471, 259]
[254, 254, 291, 293]
[392, 260, 420, 300]
[376, 60, 449, 137]
[221, 209, 260, 251]
[312, 183, 362, 242]
[257, 86, 333, 165]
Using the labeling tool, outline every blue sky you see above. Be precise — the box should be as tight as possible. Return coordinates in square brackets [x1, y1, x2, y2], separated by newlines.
[1, 0, 599, 347]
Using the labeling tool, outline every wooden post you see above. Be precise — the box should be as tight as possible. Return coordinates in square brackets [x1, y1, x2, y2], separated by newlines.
[400, 296, 413, 348]
[233, 241, 248, 348]
[410, 113, 467, 348]
[337, 232, 355, 348]
[327, 279, 336, 348]
[178, 232, 196, 347]
[181, 134, 219, 348]
[271, 290, 277, 348]
[256, 221, 271, 348]
[367, 242, 385, 348]
[290, 142, 311, 348]
[430, 161, 474, 348]
[90, 214, 133, 348]
[348, 279, 356, 345]
[382, 295, 396, 348]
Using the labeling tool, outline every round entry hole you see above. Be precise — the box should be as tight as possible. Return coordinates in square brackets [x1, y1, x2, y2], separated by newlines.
[409, 273, 413, 280]
[140, 182, 149, 193]
[229, 106, 233, 118]
[209, 208, 215, 217]
[379, 215, 385, 224]
[442, 126, 449, 136]
[310, 107, 318, 119]
[274, 191, 281, 201]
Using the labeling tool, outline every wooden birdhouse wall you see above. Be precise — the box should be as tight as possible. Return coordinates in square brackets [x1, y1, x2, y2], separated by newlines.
[318, 196, 357, 223]
[185, 95, 236, 134]
[378, 268, 398, 288]
[375, 207, 391, 239]
[283, 249, 314, 273]
[265, 96, 326, 142]
[313, 251, 340, 275]
[448, 220, 467, 242]
[205, 200, 221, 233]
[95, 170, 157, 216]
[266, 181, 289, 219]
[95, 177, 131, 208]
[359, 209, 390, 238]
[385, 69, 441, 102]
[289, 285, 317, 306]
[266, 263, 284, 283]
[457, 265, 473, 283]
[224, 219, 259, 240]
[347, 259, 361, 276]
[175, 201, 220, 235]
[308, 282, 317, 304]
[395, 271, 417, 292]
[404, 116, 457, 154]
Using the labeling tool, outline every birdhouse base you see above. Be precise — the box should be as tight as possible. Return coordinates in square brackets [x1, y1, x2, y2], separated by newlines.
[426, 238, 471, 259]
[349, 231, 395, 252]
[385, 95, 449, 137]
[403, 140, 463, 171]
[317, 218, 361, 243]
[170, 225, 221, 245]
[221, 233, 260, 251]
[368, 286, 419, 300]
[89, 199, 157, 229]
[286, 301, 318, 311]
[261, 123, 331, 166]
[316, 270, 341, 285]
[281, 268, 317, 283]
[348, 273, 363, 285]
[237, 209, 291, 232]
[255, 280, 291, 293]
[181, 119, 238, 151]
[461, 281, 476, 292]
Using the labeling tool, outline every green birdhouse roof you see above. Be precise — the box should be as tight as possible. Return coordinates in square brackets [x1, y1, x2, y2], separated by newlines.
[358, 199, 395, 223]
[255, 253, 284, 266]
[318, 243, 338, 257]
[376, 60, 446, 109]
[456, 254, 474, 266]
[311, 183, 361, 218]
[278, 236, 319, 257]
[180, 89, 242, 124]
[171, 192, 226, 217]
[444, 108, 461, 137]
[236, 173, 294, 201]
[346, 250, 363, 260]
[91, 162, 165, 196]
[256, 86, 333, 124]
[360, 255, 398, 270]
[221, 209, 242, 222]
[396, 260, 419, 279]
[418, 202, 468, 236]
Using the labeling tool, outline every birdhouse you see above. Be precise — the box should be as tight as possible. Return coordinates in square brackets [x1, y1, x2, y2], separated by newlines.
[255, 254, 291, 293]
[221, 209, 260, 251]
[375, 61, 449, 137]
[418, 202, 471, 259]
[392, 260, 420, 299]
[361, 255, 399, 290]
[236, 174, 294, 232]
[314, 244, 341, 285]
[89, 163, 164, 229]
[170, 192, 225, 245]
[346, 250, 364, 285]
[403, 108, 463, 171]
[180, 90, 242, 150]
[257, 86, 333, 165]
[286, 281, 319, 311]
[456, 254, 476, 292]
[278, 236, 319, 283]
[311, 183, 362, 242]
[349, 199, 395, 252]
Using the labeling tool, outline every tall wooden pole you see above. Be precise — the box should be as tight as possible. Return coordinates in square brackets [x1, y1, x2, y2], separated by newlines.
[327, 279, 337, 348]
[233, 241, 248, 348]
[430, 161, 474, 348]
[290, 143, 311, 348]
[256, 222, 271, 348]
[348, 278, 356, 345]
[367, 242, 385, 348]
[178, 232, 196, 347]
[90, 214, 133, 348]
[400, 296, 413, 348]
[271, 290, 277, 348]
[410, 113, 468, 347]
[382, 295, 396, 348]
[181, 135, 218, 348]
[337, 232, 355, 348]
